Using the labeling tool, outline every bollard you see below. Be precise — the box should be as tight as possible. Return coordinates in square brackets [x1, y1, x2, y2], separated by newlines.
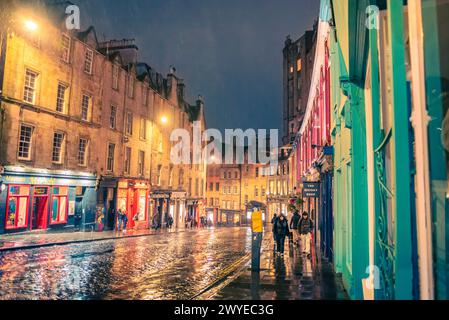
[251, 208, 263, 272]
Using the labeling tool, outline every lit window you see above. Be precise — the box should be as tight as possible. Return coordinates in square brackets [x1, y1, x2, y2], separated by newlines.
[84, 48, 93, 74]
[5, 185, 30, 230]
[24, 69, 38, 104]
[51, 186, 68, 225]
[297, 58, 302, 72]
[52, 132, 65, 164]
[61, 34, 71, 63]
[56, 82, 68, 113]
[107, 143, 115, 172]
[81, 94, 91, 121]
[78, 138, 88, 166]
[18, 124, 34, 160]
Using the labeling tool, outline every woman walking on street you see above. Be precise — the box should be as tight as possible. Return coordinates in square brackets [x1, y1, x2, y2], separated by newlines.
[273, 214, 290, 257]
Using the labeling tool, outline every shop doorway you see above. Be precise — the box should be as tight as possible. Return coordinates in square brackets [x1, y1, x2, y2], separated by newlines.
[31, 187, 49, 230]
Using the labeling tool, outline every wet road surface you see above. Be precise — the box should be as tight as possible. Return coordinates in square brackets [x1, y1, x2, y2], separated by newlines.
[0, 227, 252, 300]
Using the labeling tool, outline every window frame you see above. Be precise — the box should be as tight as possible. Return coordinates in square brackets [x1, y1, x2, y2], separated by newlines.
[112, 64, 119, 90]
[110, 105, 117, 129]
[5, 185, 30, 230]
[81, 94, 92, 121]
[78, 138, 89, 167]
[18, 123, 34, 161]
[107, 143, 115, 172]
[50, 186, 68, 225]
[52, 131, 65, 164]
[61, 33, 71, 63]
[23, 68, 38, 104]
[84, 48, 94, 74]
[56, 81, 68, 113]
[124, 146, 132, 175]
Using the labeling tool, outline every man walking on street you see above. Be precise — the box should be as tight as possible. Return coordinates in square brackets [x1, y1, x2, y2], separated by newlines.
[273, 214, 289, 257]
[298, 211, 314, 259]
[271, 213, 278, 252]
[290, 209, 301, 247]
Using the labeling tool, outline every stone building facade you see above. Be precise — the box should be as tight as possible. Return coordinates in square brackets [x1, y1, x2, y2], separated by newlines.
[282, 25, 317, 145]
[0, 2, 206, 234]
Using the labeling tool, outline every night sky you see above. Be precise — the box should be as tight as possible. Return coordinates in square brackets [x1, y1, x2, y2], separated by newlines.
[76, 0, 319, 133]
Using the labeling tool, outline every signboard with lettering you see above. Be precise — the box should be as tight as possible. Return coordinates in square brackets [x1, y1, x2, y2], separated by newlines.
[302, 182, 320, 198]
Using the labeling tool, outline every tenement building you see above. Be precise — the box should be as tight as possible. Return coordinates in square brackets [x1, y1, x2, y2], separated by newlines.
[282, 25, 317, 145]
[0, 2, 206, 234]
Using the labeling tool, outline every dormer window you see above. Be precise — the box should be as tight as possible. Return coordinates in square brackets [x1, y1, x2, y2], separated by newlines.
[84, 48, 93, 74]
[128, 75, 134, 98]
[112, 64, 119, 90]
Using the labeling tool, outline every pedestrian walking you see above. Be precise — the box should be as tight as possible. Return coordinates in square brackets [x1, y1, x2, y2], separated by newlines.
[271, 213, 278, 251]
[116, 209, 123, 231]
[121, 210, 128, 234]
[289, 209, 301, 247]
[298, 211, 314, 259]
[273, 214, 290, 257]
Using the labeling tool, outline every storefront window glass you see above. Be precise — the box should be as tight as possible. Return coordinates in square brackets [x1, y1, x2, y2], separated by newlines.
[50, 186, 68, 224]
[6, 185, 30, 229]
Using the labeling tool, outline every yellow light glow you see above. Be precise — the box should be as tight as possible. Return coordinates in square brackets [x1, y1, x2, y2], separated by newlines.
[161, 116, 168, 124]
[24, 20, 38, 31]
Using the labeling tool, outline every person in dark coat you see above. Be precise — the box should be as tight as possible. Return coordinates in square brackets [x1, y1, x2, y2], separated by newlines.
[271, 213, 279, 251]
[273, 214, 290, 256]
[298, 211, 314, 258]
[289, 210, 301, 246]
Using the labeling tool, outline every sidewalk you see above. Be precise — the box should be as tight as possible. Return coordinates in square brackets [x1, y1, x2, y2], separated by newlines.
[0, 228, 182, 252]
[206, 234, 348, 300]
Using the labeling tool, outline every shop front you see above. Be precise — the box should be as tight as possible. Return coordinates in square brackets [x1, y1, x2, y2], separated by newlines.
[170, 191, 187, 229]
[0, 166, 97, 234]
[116, 179, 150, 230]
[150, 190, 171, 228]
[218, 209, 242, 226]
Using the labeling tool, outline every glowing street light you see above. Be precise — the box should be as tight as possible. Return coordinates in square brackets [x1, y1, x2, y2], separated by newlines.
[161, 116, 168, 124]
[24, 19, 38, 31]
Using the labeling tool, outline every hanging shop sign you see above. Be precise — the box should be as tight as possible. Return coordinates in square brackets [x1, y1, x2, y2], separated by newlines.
[302, 182, 320, 198]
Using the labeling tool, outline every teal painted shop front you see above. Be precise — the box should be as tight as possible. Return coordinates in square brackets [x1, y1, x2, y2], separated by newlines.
[0, 166, 97, 234]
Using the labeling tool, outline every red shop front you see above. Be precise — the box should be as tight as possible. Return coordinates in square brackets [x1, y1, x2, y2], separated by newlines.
[116, 180, 150, 230]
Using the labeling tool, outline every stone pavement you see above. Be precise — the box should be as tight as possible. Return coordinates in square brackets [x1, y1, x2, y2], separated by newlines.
[0, 227, 183, 252]
[207, 234, 349, 300]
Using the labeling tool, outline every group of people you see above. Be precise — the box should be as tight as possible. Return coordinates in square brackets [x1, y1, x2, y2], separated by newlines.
[271, 210, 314, 259]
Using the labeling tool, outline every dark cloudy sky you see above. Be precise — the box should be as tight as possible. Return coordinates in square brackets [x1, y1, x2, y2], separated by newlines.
[76, 0, 319, 133]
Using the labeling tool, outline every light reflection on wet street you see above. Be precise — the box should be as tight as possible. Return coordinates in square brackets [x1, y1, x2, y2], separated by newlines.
[0, 228, 252, 300]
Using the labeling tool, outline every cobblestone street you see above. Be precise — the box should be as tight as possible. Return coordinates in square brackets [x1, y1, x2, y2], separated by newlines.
[0, 228, 347, 300]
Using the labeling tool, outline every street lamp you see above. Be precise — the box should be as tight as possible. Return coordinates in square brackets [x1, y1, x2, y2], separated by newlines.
[24, 19, 38, 31]
[161, 116, 168, 125]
